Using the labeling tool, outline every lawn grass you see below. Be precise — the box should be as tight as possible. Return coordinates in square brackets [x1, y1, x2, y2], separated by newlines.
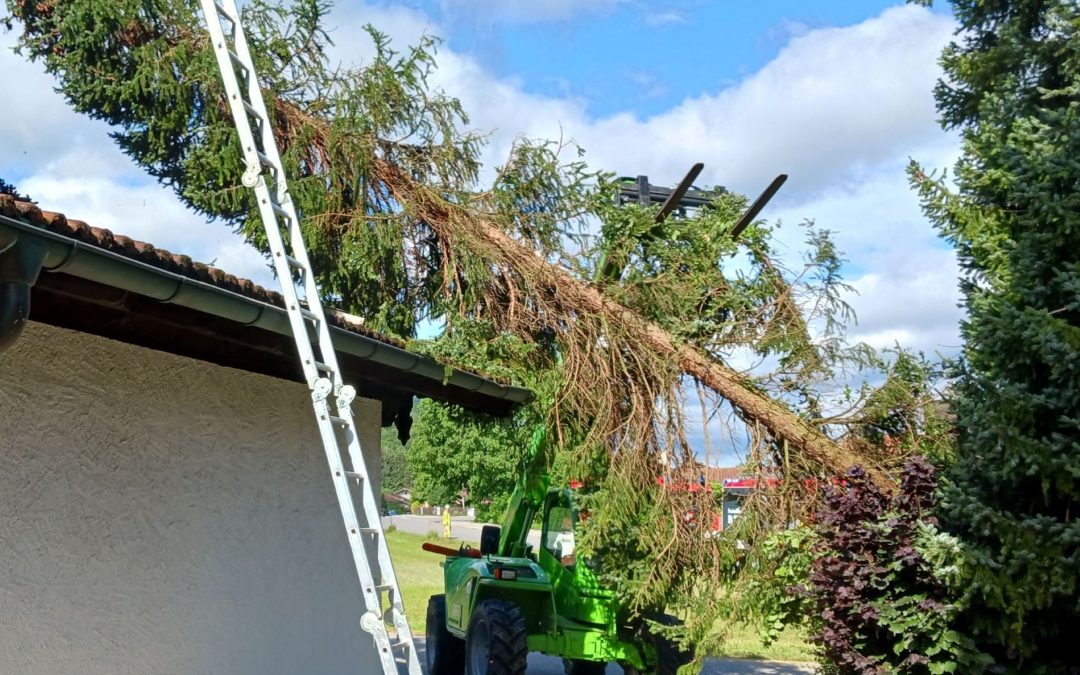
[386, 527, 468, 637]
[386, 527, 816, 663]
[711, 624, 816, 662]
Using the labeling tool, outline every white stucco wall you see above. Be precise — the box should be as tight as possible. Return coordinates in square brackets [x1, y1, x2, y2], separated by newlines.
[0, 321, 387, 675]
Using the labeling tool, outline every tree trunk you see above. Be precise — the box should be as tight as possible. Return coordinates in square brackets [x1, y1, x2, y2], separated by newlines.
[380, 162, 882, 485]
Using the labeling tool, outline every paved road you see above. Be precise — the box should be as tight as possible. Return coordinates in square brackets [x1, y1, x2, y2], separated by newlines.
[413, 637, 816, 674]
[383, 514, 542, 549]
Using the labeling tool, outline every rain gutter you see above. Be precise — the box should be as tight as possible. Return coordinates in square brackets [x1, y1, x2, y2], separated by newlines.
[0, 213, 533, 406]
[0, 222, 47, 353]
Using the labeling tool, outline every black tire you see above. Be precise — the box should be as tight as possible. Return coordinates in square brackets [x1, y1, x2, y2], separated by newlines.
[651, 632, 693, 675]
[621, 615, 695, 675]
[649, 614, 694, 675]
[564, 657, 608, 675]
[464, 599, 528, 675]
[427, 595, 465, 675]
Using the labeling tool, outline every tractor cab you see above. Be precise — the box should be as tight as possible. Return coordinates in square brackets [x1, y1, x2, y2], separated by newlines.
[540, 490, 579, 571]
[485, 486, 611, 606]
[535, 489, 611, 606]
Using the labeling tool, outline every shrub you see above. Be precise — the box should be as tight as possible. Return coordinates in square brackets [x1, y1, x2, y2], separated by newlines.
[740, 525, 818, 648]
[807, 459, 988, 674]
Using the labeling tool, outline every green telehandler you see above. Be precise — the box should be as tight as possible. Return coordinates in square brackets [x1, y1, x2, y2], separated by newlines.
[422, 425, 694, 675]
[421, 167, 787, 675]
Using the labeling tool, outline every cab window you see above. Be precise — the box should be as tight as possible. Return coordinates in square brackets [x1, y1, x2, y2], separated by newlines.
[543, 503, 576, 570]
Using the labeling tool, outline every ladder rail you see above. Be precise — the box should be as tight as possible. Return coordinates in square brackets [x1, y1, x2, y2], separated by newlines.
[218, 0, 347, 398]
[201, 1, 321, 389]
[198, 3, 421, 673]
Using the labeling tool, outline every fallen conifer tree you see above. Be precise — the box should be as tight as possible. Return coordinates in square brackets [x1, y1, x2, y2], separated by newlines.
[8, 0, 934, 649]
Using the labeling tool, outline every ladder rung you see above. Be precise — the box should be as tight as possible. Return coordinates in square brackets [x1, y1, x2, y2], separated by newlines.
[343, 470, 364, 480]
[375, 583, 395, 592]
[299, 307, 319, 322]
[226, 48, 247, 73]
[241, 98, 264, 121]
[327, 415, 351, 426]
[313, 359, 332, 372]
[213, 2, 234, 21]
[270, 200, 293, 220]
[255, 150, 276, 169]
[389, 641, 410, 651]
[355, 527, 380, 535]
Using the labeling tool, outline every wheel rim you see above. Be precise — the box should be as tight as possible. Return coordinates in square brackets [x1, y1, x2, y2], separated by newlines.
[468, 619, 491, 675]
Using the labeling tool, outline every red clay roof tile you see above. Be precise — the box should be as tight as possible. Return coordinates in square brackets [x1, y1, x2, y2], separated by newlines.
[705, 466, 745, 483]
[0, 193, 409, 347]
[0, 193, 529, 391]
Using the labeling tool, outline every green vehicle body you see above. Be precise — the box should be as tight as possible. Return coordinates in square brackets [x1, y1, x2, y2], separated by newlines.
[434, 426, 656, 671]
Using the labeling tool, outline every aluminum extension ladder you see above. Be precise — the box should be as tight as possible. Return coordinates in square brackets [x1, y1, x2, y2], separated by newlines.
[198, 3, 421, 673]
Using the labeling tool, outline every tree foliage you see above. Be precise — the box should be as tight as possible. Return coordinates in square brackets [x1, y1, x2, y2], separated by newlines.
[7, 0, 487, 336]
[911, 0, 1080, 669]
[734, 461, 988, 675]
[807, 460, 985, 675]
[379, 427, 411, 494]
[407, 399, 531, 521]
[0, 178, 31, 201]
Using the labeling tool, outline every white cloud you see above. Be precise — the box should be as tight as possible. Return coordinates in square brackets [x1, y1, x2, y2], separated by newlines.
[768, 136, 964, 354]
[435, 0, 623, 24]
[845, 253, 963, 354]
[422, 4, 957, 204]
[322, 2, 438, 66]
[0, 40, 107, 164]
[20, 169, 274, 286]
[643, 11, 685, 27]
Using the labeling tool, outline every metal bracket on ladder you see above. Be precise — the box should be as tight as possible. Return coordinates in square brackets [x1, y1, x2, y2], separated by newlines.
[198, 2, 421, 673]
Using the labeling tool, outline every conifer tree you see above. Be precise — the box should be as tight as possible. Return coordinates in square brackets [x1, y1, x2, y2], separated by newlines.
[912, 0, 1080, 669]
[5, 0, 876, 483]
[0, 178, 31, 201]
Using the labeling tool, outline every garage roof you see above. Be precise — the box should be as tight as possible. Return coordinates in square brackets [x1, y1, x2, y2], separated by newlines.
[0, 195, 532, 428]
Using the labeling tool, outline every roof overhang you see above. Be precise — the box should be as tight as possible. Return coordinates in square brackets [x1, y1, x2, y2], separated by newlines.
[0, 211, 532, 424]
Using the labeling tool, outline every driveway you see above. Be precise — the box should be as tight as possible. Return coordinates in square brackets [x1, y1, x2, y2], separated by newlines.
[412, 637, 816, 674]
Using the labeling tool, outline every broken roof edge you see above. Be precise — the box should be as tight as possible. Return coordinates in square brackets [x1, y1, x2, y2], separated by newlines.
[0, 205, 534, 411]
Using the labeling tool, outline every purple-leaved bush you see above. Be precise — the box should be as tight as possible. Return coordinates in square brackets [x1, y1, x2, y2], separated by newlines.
[806, 458, 977, 674]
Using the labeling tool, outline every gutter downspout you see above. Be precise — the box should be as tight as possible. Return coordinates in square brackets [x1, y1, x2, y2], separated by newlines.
[0, 229, 47, 353]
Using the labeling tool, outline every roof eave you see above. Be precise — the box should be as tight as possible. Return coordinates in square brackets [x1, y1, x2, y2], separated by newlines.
[0, 213, 533, 413]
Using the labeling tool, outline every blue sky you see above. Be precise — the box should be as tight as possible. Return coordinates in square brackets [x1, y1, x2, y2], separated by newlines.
[0, 1, 965, 464]
[409, 0, 939, 117]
